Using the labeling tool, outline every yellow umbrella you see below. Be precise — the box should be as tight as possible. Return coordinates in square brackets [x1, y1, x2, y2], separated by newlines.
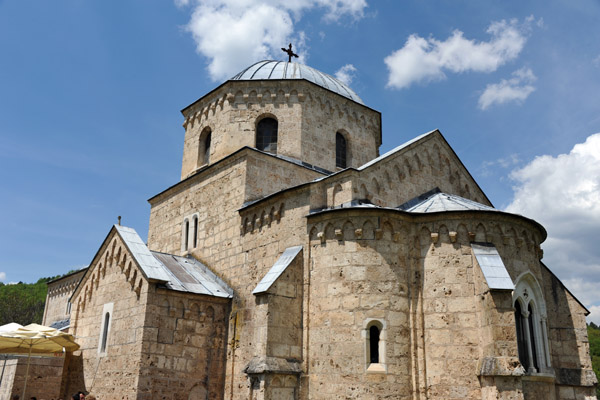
[0, 323, 80, 399]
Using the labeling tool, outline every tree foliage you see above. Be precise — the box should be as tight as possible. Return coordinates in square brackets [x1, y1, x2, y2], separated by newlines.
[588, 322, 600, 397]
[0, 271, 78, 326]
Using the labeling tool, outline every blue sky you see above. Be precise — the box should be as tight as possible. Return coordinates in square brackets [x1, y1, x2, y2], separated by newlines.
[1, 0, 600, 322]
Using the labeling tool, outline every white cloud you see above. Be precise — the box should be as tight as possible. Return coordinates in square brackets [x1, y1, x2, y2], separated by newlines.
[0, 272, 5, 281]
[588, 305, 600, 326]
[179, 0, 368, 81]
[335, 64, 357, 85]
[385, 18, 534, 89]
[478, 67, 536, 110]
[505, 133, 600, 323]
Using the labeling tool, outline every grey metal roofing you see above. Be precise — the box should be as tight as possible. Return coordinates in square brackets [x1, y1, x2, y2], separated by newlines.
[472, 243, 514, 290]
[400, 190, 496, 213]
[115, 225, 232, 297]
[253, 246, 302, 295]
[152, 252, 233, 298]
[115, 225, 173, 283]
[49, 318, 70, 331]
[231, 60, 363, 105]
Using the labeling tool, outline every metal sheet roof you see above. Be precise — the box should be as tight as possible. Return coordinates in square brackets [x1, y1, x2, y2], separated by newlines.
[472, 243, 514, 290]
[151, 252, 233, 298]
[400, 191, 496, 213]
[253, 246, 302, 295]
[231, 60, 363, 104]
[115, 225, 173, 283]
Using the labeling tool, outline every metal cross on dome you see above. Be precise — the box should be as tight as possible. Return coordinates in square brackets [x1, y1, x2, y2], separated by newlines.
[281, 43, 299, 62]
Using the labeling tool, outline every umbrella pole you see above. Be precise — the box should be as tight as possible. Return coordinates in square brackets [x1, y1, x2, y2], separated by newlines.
[22, 344, 32, 399]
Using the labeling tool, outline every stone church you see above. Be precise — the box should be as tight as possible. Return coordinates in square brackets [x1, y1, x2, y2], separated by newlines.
[37, 60, 596, 399]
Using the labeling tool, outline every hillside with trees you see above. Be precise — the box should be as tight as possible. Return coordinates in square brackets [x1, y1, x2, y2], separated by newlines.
[589, 322, 600, 397]
[0, 272, 77, 326]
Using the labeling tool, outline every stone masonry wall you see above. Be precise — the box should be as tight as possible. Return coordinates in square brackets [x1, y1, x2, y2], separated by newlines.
[43, 269, 86, 327]
[65, 231, 149, 399]
[180, 80, 380, 178]
[137, 289, 230, 400]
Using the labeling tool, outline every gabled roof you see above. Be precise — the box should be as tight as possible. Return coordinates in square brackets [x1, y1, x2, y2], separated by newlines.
[115, 225, 173, 282]
[72, 225, 233, 301]
[398, 189, 496, 213]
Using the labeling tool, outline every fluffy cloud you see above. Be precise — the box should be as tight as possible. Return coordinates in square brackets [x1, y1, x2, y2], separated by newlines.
[0, 272, 5, 281]
[505, 133, 600, 324]
[385, 18, 534, 89]
[179, 0, 368, 81]
[334, 64, 357, 85]
[478, 67, 536, 110]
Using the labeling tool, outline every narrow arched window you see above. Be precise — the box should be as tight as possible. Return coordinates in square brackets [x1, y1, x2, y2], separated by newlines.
[184, 219, 189, 251]
[204, 132, 211, 164]
[192, 216, 198, 248]
[369, 325, 380, 363]
[256, 118, 278, 153]
[514, 301, 529, 370]
[101, 312, 110, 353]
[336, 132, 347, 168]
[528, 304, 539, 371]
[198, 128, 211, 166]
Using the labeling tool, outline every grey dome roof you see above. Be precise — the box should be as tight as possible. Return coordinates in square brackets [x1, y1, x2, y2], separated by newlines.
[230, 60, 363, 104]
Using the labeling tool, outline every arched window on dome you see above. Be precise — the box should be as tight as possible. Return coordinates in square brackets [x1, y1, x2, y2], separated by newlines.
[513, 272, 551, 374]
[256, 117, 278, 154]
[336, 132, 347, 169]
[198, 127, 211, 166]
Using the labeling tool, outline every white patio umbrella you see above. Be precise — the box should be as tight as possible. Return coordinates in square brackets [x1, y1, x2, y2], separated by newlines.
[0, 323, 23, 390]
[0, 323, 79, 399]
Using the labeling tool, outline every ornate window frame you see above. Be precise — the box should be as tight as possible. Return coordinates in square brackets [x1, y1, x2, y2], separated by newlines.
[513, 272, 552, 374]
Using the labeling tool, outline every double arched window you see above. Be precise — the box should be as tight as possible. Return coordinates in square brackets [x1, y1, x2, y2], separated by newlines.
[336, 132, 347, 169]
[513, 273, 551, 373]
[256, 117, 278, 154]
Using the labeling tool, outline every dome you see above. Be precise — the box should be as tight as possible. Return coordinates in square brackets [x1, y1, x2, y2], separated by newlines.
[230, 60, 364, 105]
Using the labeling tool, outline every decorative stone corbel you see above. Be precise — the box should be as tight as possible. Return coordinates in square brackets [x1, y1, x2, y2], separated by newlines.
[243, 93, 249, 101]
[285, 93, 290, 101]
[468, 232, 476, 242]
[317, 232, 325, 244]
[375, 229, 383, 240]
[298, 93, 305, 102]
[257, 93, 263, 102]
[264, 215, 271, 225]
[255, 218, 262, 228]
[503, 236, 511, 245]
[273, 210, 280, 221]
[355, 228, 363, 239]
[226, 93, 235, 103]
[335, 229, 343, 240]
[271, 93, 277, 100]
[246, 221, 253, 232]
[516, 238, 524, 248]
[431, 232, 439, 243]
[449, 231, 457, 243]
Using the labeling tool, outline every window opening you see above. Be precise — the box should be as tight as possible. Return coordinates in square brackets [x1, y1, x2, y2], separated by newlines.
[369, 325, 380, 363]
[528, 304, 539, 371]
[193, 216, 198, 248]
[100, 312, 110, 353]
[256, 118, 278, 153]
[336, 132, 347, 168]
[204, 132, 211, 164]
[184, 220, 189, 251]
[514, 301, 529, 370]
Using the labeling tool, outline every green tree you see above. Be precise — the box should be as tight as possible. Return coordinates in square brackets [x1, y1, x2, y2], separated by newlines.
[588, 322, 600, 397]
